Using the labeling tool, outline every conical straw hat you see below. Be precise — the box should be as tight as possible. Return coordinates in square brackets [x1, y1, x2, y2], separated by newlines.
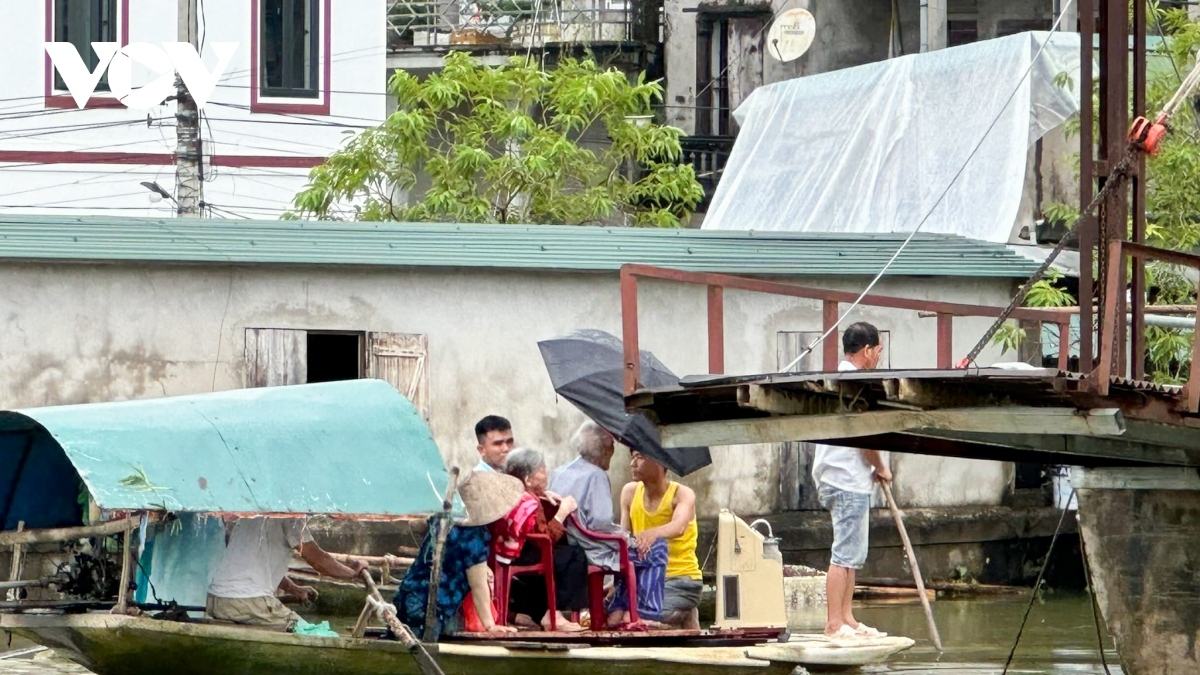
[456, 470, 524, 527]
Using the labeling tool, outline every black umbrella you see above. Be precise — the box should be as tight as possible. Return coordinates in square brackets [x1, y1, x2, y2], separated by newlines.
[537, 329, 712, 476]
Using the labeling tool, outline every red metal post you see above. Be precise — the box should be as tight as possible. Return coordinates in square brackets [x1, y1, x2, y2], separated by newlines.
[707, 285, 725, 375]
[620, 268, 641, 395]
[1102, 0, 1130, 378]
[619, 264, 1074, 324]
[1079, 0, 1095, 371]
[1092, 239, 1125, 395]
[936, 314, 953, 369]
[822, 300, 839, 372]
[1131, 0, 1147, 380]
[1187, 324, 1200, 412]
[1057, 322, 1071, 371]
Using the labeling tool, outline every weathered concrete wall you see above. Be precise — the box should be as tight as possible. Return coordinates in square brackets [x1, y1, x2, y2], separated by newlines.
[698, 505, 1083, 586]
[0, 262, 1015, 514]
[1077, 487, 1200, 675]
[665, 0, 912, 134]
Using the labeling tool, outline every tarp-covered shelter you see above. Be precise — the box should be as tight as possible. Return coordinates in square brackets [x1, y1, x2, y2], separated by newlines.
[702, 32, 1081, 244]
[0, 379, 450, 531]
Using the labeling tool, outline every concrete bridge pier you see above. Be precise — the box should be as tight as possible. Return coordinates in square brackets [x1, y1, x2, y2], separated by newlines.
[1073, 467, 1200, 675]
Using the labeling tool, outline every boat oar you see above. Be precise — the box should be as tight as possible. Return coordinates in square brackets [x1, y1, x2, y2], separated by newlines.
[882, 482, 943, 651]
[359, 569, 444, 675]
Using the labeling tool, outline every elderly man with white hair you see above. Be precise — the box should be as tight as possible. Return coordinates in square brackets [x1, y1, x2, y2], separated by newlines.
[549, 420, 622, 570]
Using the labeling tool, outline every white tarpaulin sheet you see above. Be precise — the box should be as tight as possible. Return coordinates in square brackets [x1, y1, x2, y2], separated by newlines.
[702, 32, 1081, 244]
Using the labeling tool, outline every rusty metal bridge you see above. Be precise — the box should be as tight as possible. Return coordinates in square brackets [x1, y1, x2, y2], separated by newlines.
[618, 265, 1200, 470]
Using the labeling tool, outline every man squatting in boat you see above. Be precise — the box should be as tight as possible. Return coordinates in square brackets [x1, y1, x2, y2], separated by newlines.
[206, 517, 368, 630]
[392, 415, 706, 636]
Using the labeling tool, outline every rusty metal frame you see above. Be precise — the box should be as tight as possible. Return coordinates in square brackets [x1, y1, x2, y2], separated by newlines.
[1094, 241, 1200, 411]
[620, 264, 1074, 394]
[1079, 0, 1148, 380]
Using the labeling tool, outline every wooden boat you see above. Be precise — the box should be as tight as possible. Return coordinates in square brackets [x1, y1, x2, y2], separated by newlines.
[0, 381, 915, 673]
[0, 613, 915, 675]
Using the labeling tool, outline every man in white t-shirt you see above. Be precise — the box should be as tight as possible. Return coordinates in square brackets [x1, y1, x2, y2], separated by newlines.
[812, 321, 892, 640]
[207, 517, 366, 630]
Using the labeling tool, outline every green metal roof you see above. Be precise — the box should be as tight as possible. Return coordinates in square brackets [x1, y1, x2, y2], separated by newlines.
[0, 380, 451, 524]
[0, 215, 1040, 277]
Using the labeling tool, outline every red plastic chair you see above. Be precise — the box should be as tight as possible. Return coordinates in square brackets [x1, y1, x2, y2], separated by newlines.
[490, 533, 558, 631]
[566, 515, 639, 628]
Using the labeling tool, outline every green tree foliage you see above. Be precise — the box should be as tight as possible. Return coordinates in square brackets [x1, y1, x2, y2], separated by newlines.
[291, 53, 704, 227]
[996, 7, 1200, 380]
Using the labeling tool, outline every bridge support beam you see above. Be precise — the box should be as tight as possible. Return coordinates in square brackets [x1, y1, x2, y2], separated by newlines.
[1075, 467, 1200, 674]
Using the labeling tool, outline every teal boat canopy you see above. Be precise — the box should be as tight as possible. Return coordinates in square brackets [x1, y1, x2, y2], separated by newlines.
[0, 380, 451, 530]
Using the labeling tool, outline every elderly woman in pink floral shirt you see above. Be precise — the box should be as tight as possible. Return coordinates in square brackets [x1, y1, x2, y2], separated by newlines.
[491, 448, 590, 632]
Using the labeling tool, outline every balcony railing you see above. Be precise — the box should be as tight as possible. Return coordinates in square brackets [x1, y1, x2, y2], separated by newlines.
[387, 0, 634, 50]
[680, 135, 734, 212]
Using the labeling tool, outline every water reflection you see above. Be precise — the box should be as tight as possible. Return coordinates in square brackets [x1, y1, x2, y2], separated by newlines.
[845, 594, 1123, 674]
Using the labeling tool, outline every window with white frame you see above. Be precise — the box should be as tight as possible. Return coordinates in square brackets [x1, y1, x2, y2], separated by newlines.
[260, 0, 321, 99]
[53, 0, 118, 93]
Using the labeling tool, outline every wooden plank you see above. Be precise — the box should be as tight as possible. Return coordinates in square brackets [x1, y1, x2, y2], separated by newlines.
[726, 16, 765, 133]
[915, 430, 1200, 467]
[0, 516, 140, 546]
[1071, 466, 1200, 490]
[659, 407, 1126, 448]
[367, 333, 430, 419]
[244, 328, 306, 387]
[737, 385, 839, 415]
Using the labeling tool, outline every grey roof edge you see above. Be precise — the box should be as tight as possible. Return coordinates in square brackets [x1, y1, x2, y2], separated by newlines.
[0, 214, 1041, 278]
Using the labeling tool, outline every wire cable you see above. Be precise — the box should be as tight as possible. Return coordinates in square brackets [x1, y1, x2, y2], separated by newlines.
[782, 5, 1076, 372]
[1001, 488, 1075, 674]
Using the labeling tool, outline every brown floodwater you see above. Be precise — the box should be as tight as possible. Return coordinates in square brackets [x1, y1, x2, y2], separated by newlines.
[0, 594, 1123, 674]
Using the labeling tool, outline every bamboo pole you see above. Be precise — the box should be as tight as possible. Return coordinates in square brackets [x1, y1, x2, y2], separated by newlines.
[6, 522, 24, 602]
[330, 553, 414, 567]
[112, 527, 133, 615]
[0, 515, 146, 546]
[882, 483, 942, 651]
[360, 569, 443, 675]
[422, 467, 460, 643]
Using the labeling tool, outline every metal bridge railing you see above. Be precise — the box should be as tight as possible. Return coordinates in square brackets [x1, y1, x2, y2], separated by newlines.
[387, 0, 633, 50]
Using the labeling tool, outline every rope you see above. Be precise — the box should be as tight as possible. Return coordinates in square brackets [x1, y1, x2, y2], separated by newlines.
[961, 151, 1136, 367]
[1079, 532, 1115, 675]
[1001, 488, 1075, 674]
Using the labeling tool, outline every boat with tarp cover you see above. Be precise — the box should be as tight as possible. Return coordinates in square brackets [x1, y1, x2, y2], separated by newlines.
[0, 380, 912, 674]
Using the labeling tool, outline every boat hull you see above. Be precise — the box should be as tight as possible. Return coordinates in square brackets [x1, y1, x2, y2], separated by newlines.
[0, 614, 913, 675]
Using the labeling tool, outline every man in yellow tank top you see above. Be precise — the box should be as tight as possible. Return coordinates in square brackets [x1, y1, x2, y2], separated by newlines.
[619, 451, 703, 629]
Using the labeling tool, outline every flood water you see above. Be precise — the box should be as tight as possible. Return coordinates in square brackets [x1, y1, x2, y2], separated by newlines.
[0, 594, 1123, 674]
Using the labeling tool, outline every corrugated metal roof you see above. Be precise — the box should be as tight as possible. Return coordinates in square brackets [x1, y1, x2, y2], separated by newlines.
[0, 215, 1040, 277]
[0, 380, 450, 519]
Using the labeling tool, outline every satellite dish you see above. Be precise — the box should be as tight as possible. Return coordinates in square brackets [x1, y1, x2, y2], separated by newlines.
[766, 9, 816, 62]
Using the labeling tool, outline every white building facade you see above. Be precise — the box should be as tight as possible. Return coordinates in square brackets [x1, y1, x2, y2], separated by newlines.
[0, 0, 386, 217]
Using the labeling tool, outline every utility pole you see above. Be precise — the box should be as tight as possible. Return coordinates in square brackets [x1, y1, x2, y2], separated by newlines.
[175, 0, 203, 216]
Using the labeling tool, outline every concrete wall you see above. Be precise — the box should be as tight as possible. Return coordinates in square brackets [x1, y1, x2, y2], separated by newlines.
[665, 0, 1055, 134]
[666, 0, 917, 134]
[0, 261, 1016, 514]
[0, 0, 385, 217]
